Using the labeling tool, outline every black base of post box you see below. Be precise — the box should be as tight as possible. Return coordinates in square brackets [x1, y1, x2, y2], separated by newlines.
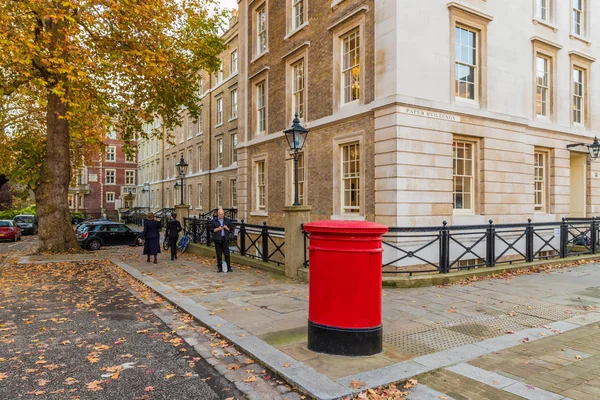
[307, 320, 382, 356]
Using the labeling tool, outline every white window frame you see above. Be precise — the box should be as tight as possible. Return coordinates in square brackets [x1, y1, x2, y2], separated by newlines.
[292, 59, 305, 120]
[215, 180, 223, 208]
[231, 50, 238, 74]
[286, 149, 307, 206]
[187, 148, 193, 173]
[197, 145, 203, 171]
[230, 88, 238, 120]
[105, 169, 116, 185]
[68, 194, 74, 209]
[292, 0, 305, 30]
[217, 138, 223, 167]
[231, 133, 238, 164]
[340, 142, 361, 215]
[452, 139, 476, 213]
[125, 152, 135, 163]
[187, 184, 193, 209]
[256, 5, 268, 57]
[230, 178, 238, 208]
[106, 192, 115, 203]
[573, 66, 585, 126]
[256, 81, 266, 134]
[197, 183, 203, 210]
[535, 0, 549, 22]
[125, 170, 136, 185]
[572, 0, 585, 36]
[198, 106, 203, 135]
[216, 97, 223, 126]
[534, 151, 548, 212]
[535, 54, 550, 118]
[340, 28, 361, 106]
[454, 25, 478, 103]
[106, 146, 116, 162]
[256, 161, 266, 211]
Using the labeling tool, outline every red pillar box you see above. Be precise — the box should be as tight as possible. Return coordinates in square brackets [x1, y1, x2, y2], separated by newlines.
[304, 220, 388, 356]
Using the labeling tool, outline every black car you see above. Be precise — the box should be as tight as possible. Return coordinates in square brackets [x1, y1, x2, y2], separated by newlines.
[77, 221, 142, 250]
[13, 215, 38, 235]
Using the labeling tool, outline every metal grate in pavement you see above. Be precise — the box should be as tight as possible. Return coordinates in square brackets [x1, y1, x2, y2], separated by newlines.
[383, 327, 480, 356]
[445, 314, 550, 340]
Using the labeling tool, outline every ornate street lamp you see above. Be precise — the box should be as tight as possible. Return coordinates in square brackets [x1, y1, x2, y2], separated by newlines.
[567, 137, 600, 160]
[175, 156, 188, 205]
[284, 113, 309, 206]
[141, 184, 150, 213]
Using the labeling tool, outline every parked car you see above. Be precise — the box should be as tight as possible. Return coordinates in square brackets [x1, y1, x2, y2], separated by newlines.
[0, 220, 21, 242]
[13, 214, 38, 235]
[76, 221, 142, 250]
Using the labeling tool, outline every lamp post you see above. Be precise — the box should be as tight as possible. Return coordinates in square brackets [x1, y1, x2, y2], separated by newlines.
[175, 156, 189, 205]
[567, 137, 600, 160]
[283, 113, 309, 206]
[141, 185, 150, 213]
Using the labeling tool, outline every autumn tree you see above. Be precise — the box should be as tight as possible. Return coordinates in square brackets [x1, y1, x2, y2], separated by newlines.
[0, 0, 226, 251]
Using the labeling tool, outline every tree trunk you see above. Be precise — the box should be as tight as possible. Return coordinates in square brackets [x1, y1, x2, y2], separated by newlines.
[35, 92, 79, 252]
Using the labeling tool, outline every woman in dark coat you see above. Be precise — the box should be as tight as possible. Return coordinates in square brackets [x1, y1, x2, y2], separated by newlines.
[142, 213, 162, 263]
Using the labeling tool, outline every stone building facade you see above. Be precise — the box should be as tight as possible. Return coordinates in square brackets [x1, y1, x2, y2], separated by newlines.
[137, 0, 600, 228]
[69, 129, 137, 218]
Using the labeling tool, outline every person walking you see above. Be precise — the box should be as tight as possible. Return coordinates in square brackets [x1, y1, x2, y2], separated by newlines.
[210, 207, 233, 273]
[165, 212, 182, 261]
[142, 212, 162, 264]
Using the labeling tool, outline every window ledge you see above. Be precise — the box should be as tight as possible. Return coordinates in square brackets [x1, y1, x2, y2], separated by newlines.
[330, 214, 366, 221]
[251, 51, 269, 64]
[285, 22, 309, 41]
[228, 116, 238, 123]
[331, 0, 346, 10]
[532, 18, 558, 32]
[570, 34, 592, 47]
[455, 97, 481, 110]
[215, 123, 224, 128]
[250, 211, 268, 217]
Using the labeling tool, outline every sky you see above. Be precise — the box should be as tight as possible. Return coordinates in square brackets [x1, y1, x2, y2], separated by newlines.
[220, 0, 238, 10]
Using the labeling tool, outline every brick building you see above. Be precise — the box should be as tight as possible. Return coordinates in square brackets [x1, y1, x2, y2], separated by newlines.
[69, 128, 137, 218]
[138, 0, 600, 229]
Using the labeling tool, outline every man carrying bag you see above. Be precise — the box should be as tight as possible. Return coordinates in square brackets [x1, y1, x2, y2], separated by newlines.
[210, 207, 233, 273]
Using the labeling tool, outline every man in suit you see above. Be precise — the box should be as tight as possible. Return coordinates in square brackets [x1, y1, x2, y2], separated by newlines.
[211, 207, 233, 273]
[165, 212, 182, 261]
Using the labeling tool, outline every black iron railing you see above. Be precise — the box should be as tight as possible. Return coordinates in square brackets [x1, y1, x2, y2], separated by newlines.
[183, 217, 285, 266]
[302, 218, 600, 275]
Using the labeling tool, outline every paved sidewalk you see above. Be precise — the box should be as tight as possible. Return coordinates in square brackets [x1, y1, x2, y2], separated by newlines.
[19, 251, 600, 399]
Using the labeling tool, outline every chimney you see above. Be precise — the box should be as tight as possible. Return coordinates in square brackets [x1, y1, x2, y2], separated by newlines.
[229, 8, 238, 28]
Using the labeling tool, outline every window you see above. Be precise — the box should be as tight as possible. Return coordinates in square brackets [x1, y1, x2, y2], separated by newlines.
[292, 0, 304, 30]
[453, 141, 474, 211]
[125, 170, 135, 185]
[217, 62, 223, 83]
[230, 89, 238, 119]
[231, 50, 238, 74]
[107, 127, 117, 139]
[573, 67, 584, 125]
[166, 157, 170, 178]
[231, 133, 237, 163]
[78, 194, 84, 209]
[68, 195, 74, 209]
[216, 97, 223, 125]
[166, 188, 170, 207]
[534, 151, 547, 211]
[106, 146, 116, 162]
[217, 138, 223, 166]
[198, 106, 203, 134]
[296, 152, 306, 205]
[292, 59, 305, 120]
[105, 169, 116, 185]
[256, 161, 266, 210]
[572, 0, 584, 36]
[535, 0, 548, 21]
[197, 145, 202, 171]
[216, 181, 223, 207]
[126, 152, 135, 163]
[256, 82, 266, 133]
[341, 143, 360, 214]
[455, 26, 477, 101]
[341, 29, 361, 104]
[106, 192, 115, 203]
[198, 76, 203, 96]
[536, 55, 550, 117]
[187, 149, 192, 172]
[197, 183, 203, 209]
[187, 184, 193, 208]
[231, 179, 237, 208]
[257, 6, 267, 55]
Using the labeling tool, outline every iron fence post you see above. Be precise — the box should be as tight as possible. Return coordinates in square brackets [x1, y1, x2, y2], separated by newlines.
[592, 217, 598, 254]
[192, 216, 198, 243]
[262, 222, 269, 262]
[560, 218, 568, 258]
[206, 218, 212, 246]
[526, 218, 534, 263]
[439, 221, 450, 273]
[486, 220, 496, 267]
[302, 223, 308, 268]
[240, 220, 246, 256]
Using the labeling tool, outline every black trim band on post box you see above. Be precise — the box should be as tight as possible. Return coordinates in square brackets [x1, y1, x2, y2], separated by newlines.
[308, 320, 382, 356]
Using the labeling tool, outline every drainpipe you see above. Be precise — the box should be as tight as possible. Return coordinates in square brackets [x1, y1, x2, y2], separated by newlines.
[208, 74, 213, 211]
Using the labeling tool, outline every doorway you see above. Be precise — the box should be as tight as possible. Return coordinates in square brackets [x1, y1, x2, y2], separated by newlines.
[570, 153, 587, 217]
